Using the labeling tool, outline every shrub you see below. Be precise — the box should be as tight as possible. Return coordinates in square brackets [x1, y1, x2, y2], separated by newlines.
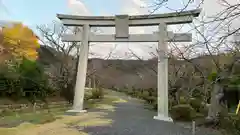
[141, 91, 150, 100]
[170, 104, 196, 121]
[169, 96, 178, 108]
[18, 59, 50, 102]
[0, 58, 51, 103]
[145, 96, 156, 104]
[189, 98, 203, 112]
[60, 81, 74, 104]
[191, 88, 204, 100]
[135, 90, 143, 98]
[179, 96, 188, 104]
[0, 108, 15, 116]
[219, 113, 240, 135]
[90, 88, 104, 99]
[152, 100, 157, 110]
[199, 104, 208, 116]
[84, 93, 91, 101]
[127, 90, 134, 96]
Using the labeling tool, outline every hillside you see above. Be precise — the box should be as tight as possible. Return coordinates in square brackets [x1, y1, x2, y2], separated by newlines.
[37, 45, 235, 89]
[37, 45, 159, 89]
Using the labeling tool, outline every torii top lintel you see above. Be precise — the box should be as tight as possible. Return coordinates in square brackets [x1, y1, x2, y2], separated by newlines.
[57, 9, 201, 27]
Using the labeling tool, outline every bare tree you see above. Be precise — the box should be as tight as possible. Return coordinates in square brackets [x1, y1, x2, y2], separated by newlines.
[37, 23, 121, 98]
[146, 0, 240, 123]
[37, 22, 81, 102]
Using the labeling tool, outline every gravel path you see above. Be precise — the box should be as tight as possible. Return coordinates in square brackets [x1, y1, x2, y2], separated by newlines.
[78, 93, 221, 135]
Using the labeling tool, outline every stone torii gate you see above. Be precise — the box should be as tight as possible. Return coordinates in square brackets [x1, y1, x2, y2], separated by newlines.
[57, 9, 201, 122]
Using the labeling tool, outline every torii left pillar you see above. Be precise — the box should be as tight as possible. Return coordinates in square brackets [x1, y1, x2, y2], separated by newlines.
[67, 24, 90, 113]
[153, 23, 172, 121]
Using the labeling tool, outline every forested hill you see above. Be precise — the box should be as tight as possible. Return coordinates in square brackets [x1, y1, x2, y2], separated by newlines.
[37, 45, 236, 89]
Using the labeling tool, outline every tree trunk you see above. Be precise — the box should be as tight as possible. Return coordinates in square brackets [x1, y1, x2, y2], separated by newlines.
[207, 83, 224, 121]
[175, 91, 180, 104]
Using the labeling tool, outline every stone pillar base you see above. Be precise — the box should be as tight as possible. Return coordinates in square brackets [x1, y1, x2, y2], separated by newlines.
[66, 109, 87, 115]
[153, 115, 173, 122]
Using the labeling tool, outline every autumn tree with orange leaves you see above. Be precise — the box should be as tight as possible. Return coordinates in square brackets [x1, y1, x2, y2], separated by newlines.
[0, 23, 40, 61]
[0, 23, 52, 103]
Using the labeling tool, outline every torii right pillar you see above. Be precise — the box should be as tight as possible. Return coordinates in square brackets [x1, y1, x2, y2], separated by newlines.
[153, 22, 173, 122]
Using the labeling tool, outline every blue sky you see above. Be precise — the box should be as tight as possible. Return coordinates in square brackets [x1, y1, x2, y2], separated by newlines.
[0, 0, 121, 28]
[1, 0, 66, 25]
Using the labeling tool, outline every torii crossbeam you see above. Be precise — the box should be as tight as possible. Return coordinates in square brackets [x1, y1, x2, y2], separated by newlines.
[57, 9, 201, 122]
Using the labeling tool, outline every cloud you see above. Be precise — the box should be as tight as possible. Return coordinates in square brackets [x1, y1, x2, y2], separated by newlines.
[121, 0, 148, 15]
[117, 0, 158, 59]
[67, 0, 90, 15]
[93, 0, 157, 59]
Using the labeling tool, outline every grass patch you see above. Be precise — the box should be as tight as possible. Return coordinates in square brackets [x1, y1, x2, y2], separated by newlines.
[84, 89, 126, 110]
[0, 89, 127, 135]
[75, 117, 113, 127]
[83, 96, 118, 110]
[0, 105, 70, 127]
[0, 89, 125, 129]
[0, 112, 56, 127]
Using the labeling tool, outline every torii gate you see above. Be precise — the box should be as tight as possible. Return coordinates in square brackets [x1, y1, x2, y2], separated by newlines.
[57, 9, 201, 122]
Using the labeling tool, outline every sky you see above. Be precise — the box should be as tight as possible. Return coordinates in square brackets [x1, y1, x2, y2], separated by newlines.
[0, 0, 239, 59]
[0, 0, 196, 26]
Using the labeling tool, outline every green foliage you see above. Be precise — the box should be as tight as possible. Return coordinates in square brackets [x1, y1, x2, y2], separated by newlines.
[170, 104, 196, 121]
[18, 58, 50, 102]
[0, 58, 51, 103]
[228, 75, 240, 90]
[126, 89, 135, 96]
[118, 87, 158, 109]
[219, 113, 240, 135]
[191, 88, 204, 99]
[189, 98, 203, 112]
[208, 72, 218, 81]
[0, 111, 58, 126]
[141, 91, 150, 100]
[169, 96, 178, 109]
[199, 104, 209, 116]
[179, 96, 188, 104]
[135, 90, 143, 98]
[152, 100, 157, 110]
[90, 88, 104, 99]
[60, 81, 74, 104]
[0, 108, 15, 116]
[29, 113, 57, 124]
[84, 93, 91, 101]
[144, 96, 156, 104]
